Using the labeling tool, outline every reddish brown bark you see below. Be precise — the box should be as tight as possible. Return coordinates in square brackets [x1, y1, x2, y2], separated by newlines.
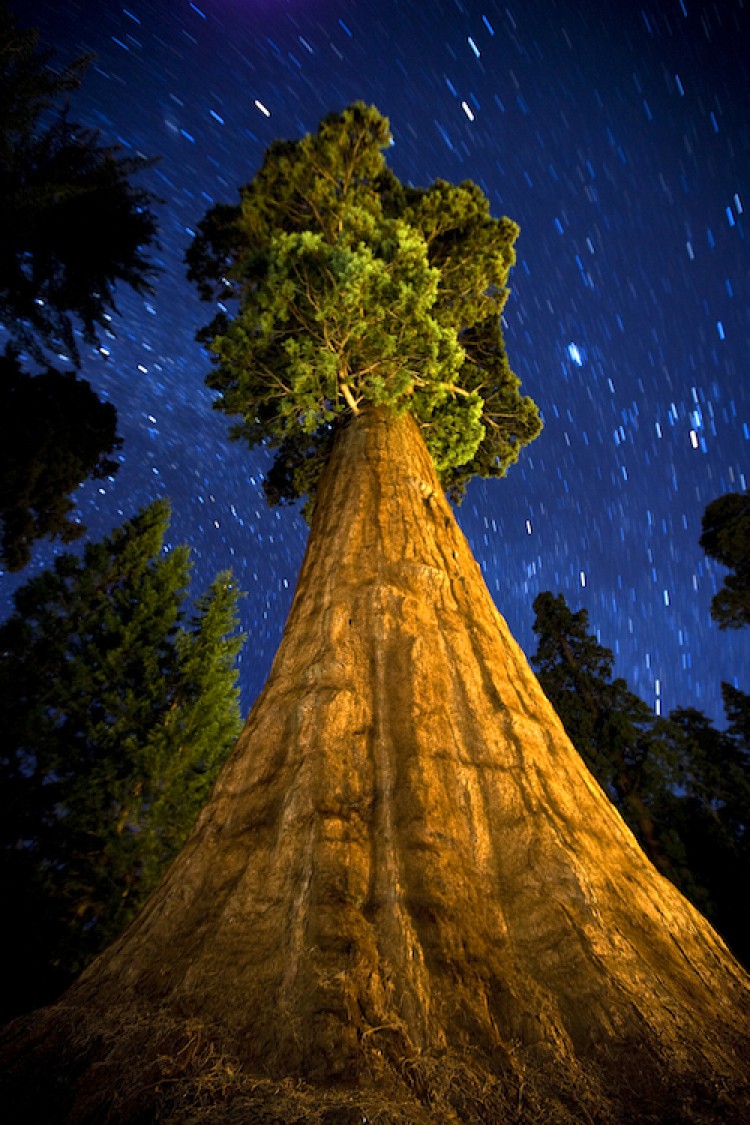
[2, 406, 749, 1122]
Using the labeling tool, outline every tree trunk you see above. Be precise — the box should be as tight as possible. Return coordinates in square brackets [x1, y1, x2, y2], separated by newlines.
[3, 406, 750, 1123]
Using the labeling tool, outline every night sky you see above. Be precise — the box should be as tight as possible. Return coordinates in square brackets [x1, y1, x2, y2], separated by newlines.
[3, 0, 748, 724]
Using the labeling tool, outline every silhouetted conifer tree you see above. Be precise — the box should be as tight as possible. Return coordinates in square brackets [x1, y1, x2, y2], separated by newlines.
[0, 5, 159, 567]
[0, 352, 121, 569]
[700, 490, 750, 630]
[0, 500, 243, 1020]
[531, 590, 750, 967]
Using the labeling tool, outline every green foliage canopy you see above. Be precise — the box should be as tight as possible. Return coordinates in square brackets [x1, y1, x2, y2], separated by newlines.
[0, 500, 244, 1017]
[187, 102, 541, 511]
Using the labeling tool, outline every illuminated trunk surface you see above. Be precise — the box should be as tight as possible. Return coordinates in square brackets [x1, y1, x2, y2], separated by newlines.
[3, 407, 750, 1122]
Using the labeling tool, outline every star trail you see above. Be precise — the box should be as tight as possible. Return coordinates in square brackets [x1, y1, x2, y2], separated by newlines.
[3, 0, 748, 723]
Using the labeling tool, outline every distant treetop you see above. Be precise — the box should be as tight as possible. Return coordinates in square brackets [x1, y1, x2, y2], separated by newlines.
[0, 4, 161, 568]
[0, 5, 160, 366]
[187, 102, 541, 513]
[700, 490, 750, 630]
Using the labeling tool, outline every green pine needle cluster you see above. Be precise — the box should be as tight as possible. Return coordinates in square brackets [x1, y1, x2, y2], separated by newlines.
[187, 102, 542, 514]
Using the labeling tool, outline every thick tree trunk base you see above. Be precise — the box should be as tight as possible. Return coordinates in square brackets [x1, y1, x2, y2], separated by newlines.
[2, 407, 749, 1122]
[3, 998, 747, 1124]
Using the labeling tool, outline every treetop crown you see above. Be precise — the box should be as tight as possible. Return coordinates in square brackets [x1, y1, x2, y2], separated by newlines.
[187, 102, 541, 513]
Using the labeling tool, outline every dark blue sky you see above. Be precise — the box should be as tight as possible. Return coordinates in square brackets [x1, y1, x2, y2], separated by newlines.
[4, 0, 749, 723]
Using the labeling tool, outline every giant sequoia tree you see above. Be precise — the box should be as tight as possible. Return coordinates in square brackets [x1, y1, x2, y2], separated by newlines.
[2, 104, 749, 1124]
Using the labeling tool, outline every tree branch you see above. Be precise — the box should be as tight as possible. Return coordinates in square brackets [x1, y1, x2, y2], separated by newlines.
[339, 381, 360, 414]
